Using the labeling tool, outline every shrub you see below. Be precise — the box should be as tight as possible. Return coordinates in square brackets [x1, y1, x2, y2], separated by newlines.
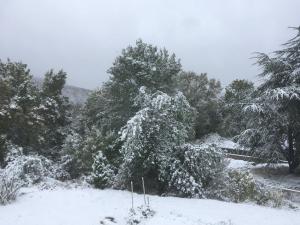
[0, 172, 22, 205]
[255, 184, 284, 207]
[211, 169, 284, 207]
[224, 170, 257, 203]
[166, 144, 227, 198]
[3, 154, 69, 186]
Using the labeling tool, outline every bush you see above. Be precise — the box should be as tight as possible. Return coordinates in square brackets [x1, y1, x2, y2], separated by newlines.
[3, 154, 69, 186]
[223, 170, 257, 203]
[0, 172, 22, 205]
[211, 169, 284, 207]
[166, 144, 227, 198]
[255, 184, 284, 207]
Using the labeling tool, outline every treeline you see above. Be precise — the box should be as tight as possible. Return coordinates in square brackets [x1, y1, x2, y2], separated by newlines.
[0, 27, 299, 195]
[0, 62, 70, 164]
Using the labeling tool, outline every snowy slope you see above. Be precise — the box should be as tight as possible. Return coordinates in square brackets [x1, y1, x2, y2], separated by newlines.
[0, 187, 299, 225]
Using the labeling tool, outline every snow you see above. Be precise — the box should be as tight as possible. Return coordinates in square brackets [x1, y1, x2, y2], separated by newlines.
[0, 187, 299, 225]
[195, 133, 241, 150]
[228, 159, 251, 169]
[227, 159, 300, 197]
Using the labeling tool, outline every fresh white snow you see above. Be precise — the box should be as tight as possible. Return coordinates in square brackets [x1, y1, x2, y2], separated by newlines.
[0, 187, 299, 225]
[228, 159, 251, 169]
[195, 133, 241, 150]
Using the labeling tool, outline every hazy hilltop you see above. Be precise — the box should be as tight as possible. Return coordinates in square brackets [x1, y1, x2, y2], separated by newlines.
[33, 77, 91, 105]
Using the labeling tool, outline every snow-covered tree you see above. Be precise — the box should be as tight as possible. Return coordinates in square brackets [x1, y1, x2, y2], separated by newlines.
[222, 79, 255, 137]
[102, 39, 181, 134]
[0, 60, 42, 159]
[238, 27, 300, 172]
[92, 151, 115, 188]
[81, 41, 183, 177]
[176, 71, 222, 138]
[115, 87, 194, 191]
[38, 70, 70, 158]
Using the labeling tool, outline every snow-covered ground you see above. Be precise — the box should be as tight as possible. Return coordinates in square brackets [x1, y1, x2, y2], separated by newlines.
[228, 159, 300, 191]
[0, 187, 299, 225]
[195, 133, 242, 150]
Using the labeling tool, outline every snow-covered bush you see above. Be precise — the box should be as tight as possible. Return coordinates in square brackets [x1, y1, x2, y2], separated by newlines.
[166, 144, 226, 198]
[254, 184, 284, 207]
[115, 87, 194, 191]
[127, 205, 155, 225]
[0, 172, 21, 205]
[3, 154, 69, 187]
[92, 151, 115, 189]
[210, 169, 284, 207]
[222, 170, 257, 203]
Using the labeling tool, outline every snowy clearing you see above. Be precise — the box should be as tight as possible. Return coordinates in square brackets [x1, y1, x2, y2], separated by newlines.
[195, 133, 240, 150]
[228, 159, 300, 191]
[0, 187, 299, 225]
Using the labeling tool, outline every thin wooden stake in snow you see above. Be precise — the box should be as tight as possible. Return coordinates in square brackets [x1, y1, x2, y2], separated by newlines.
[142, 177, 146, 205]
[130, 181, 134, 210]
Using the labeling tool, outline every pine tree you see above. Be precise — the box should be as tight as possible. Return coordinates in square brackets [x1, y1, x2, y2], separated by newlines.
[92, 151, 115, 188]
[176, 71, 222, 138]
[222, 79, 255, 137]
[81, 40, 182, 176]
[0, 60, 42, 156]
[104, 39, 181, 133]
[238, 27, 300, 172]
[39, 70, 70, 158]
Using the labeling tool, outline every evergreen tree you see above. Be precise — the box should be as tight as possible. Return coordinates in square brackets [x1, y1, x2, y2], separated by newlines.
[39, 70, 70, 158]
[81, 40, 182, 176]
[238, 27, 300, 172]
[92, 151, 115, 188]
[176, 71, 222, 138]
[104, 39, 182, 133]
[222, 79, 255, 137]
[0, 60, 41, 157]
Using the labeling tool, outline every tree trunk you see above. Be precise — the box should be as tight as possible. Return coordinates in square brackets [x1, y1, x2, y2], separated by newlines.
[288, 128, 300, 173]
[292, 131, 300, 172]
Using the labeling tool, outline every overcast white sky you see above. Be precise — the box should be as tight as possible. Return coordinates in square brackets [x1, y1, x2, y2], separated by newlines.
[0, 0, 299, 89]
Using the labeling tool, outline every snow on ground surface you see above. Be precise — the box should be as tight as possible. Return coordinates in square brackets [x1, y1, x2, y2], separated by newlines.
[228, 159, 252, 169]
[251, 164, 300, 191]
[0, 187, 300, 225]
[195, 133, 242, 150]
[227, 158, 300, 191]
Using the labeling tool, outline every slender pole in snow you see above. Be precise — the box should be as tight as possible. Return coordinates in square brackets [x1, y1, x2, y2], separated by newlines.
[142, 177, 146, 205]
[131, 181, 134, 210]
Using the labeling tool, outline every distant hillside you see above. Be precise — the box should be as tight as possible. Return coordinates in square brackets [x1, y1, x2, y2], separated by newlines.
[33, 77, 91, 105]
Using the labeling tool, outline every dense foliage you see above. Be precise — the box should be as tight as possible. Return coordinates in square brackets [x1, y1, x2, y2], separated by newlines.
[222, 79, 255, 137]
[236, 27, 300, 172]
[177, 72, 223, 138]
